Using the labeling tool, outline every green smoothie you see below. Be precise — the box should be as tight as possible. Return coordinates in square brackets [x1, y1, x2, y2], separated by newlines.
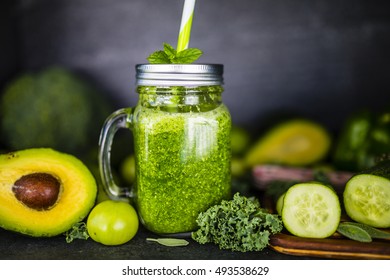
[133, 86, 231, 234]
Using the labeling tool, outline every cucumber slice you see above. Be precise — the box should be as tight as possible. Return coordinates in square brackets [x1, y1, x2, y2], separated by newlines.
[276, 192, 285, 215]
[344, 174, 390, 228]
[282, 182, 341, 238]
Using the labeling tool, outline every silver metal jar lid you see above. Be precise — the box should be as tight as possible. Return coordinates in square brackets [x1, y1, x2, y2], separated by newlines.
[135, 64, 224, 86]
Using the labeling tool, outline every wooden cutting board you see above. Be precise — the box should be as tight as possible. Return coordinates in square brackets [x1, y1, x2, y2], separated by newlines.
[269, 233, 390, 259]
[251, 164, 390, 259]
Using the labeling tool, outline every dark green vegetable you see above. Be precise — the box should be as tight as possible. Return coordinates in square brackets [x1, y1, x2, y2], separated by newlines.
[369, 111, 390, 155]
[333, 110, 373, 171]
[0, 67, 112, 155]
[362, 159, 390, 180]
[191, 193, 283, 252]
[333, 109, 390, 171]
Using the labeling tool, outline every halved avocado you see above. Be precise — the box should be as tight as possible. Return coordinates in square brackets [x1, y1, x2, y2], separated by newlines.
[245, 119, 331, 167]
[0, 148, 97, 237]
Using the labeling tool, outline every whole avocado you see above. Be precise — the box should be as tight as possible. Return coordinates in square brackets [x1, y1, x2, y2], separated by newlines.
[0, 67, 111, 155]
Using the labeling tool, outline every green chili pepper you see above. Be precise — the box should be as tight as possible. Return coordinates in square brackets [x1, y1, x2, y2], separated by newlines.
[369, 111, 390, 155]
[333, 109, 390, 171]
[333, 110, 373, 171]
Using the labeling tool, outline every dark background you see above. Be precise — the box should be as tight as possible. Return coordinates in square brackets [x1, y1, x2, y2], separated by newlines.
[0, 0, 390, 261]
[1, 0, 390, 133]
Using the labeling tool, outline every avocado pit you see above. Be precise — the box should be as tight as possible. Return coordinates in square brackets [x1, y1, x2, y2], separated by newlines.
[12, 173, 61, 211]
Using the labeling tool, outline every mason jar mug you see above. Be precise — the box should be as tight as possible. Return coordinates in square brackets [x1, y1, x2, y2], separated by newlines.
[98, 64, 231, 235]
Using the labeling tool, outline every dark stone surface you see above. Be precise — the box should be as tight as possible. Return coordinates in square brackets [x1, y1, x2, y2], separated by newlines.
[0, 224, 314, 260]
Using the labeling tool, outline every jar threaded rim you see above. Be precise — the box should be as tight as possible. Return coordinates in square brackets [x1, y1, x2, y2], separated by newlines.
[136, 64, 224, 86]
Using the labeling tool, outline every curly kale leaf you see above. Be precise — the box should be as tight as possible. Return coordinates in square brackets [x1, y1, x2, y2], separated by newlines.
[65, 222, 89, 243]
[191, 193, 283, 252]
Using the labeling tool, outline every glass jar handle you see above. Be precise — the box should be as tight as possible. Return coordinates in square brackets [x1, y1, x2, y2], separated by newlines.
[98, 108, 134, 201]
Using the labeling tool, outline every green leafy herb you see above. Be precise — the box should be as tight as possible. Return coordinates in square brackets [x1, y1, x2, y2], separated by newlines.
[352, 223, 390, 240]
[337, 223, 372, 242]
[147, 43, 202, 64]
[192, 193, 283, 252]
[147, 50, 171, 64]
[174, 48, 203, 63]
[146, 238, 189, 247]
[338, 222, 390, 241]
[64, 222, 89, 243]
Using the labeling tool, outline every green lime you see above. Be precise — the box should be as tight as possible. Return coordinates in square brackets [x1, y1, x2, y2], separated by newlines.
[231, 126, 251, 156]
[120, 154, 136, 184]
[282, 182, 341, 238]
[344, 174, 390, 228]
[231, 157, 247, 177]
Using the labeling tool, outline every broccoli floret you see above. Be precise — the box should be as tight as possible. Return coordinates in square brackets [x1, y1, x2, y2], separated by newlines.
[0, 67, 111, 155]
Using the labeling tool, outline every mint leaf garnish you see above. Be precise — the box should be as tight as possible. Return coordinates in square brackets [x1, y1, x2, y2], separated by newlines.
[173, 48, 203, 63]
[147, 50, 171, 64]
[147, 43, 203, 64]
[163, 43, 177, 60]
